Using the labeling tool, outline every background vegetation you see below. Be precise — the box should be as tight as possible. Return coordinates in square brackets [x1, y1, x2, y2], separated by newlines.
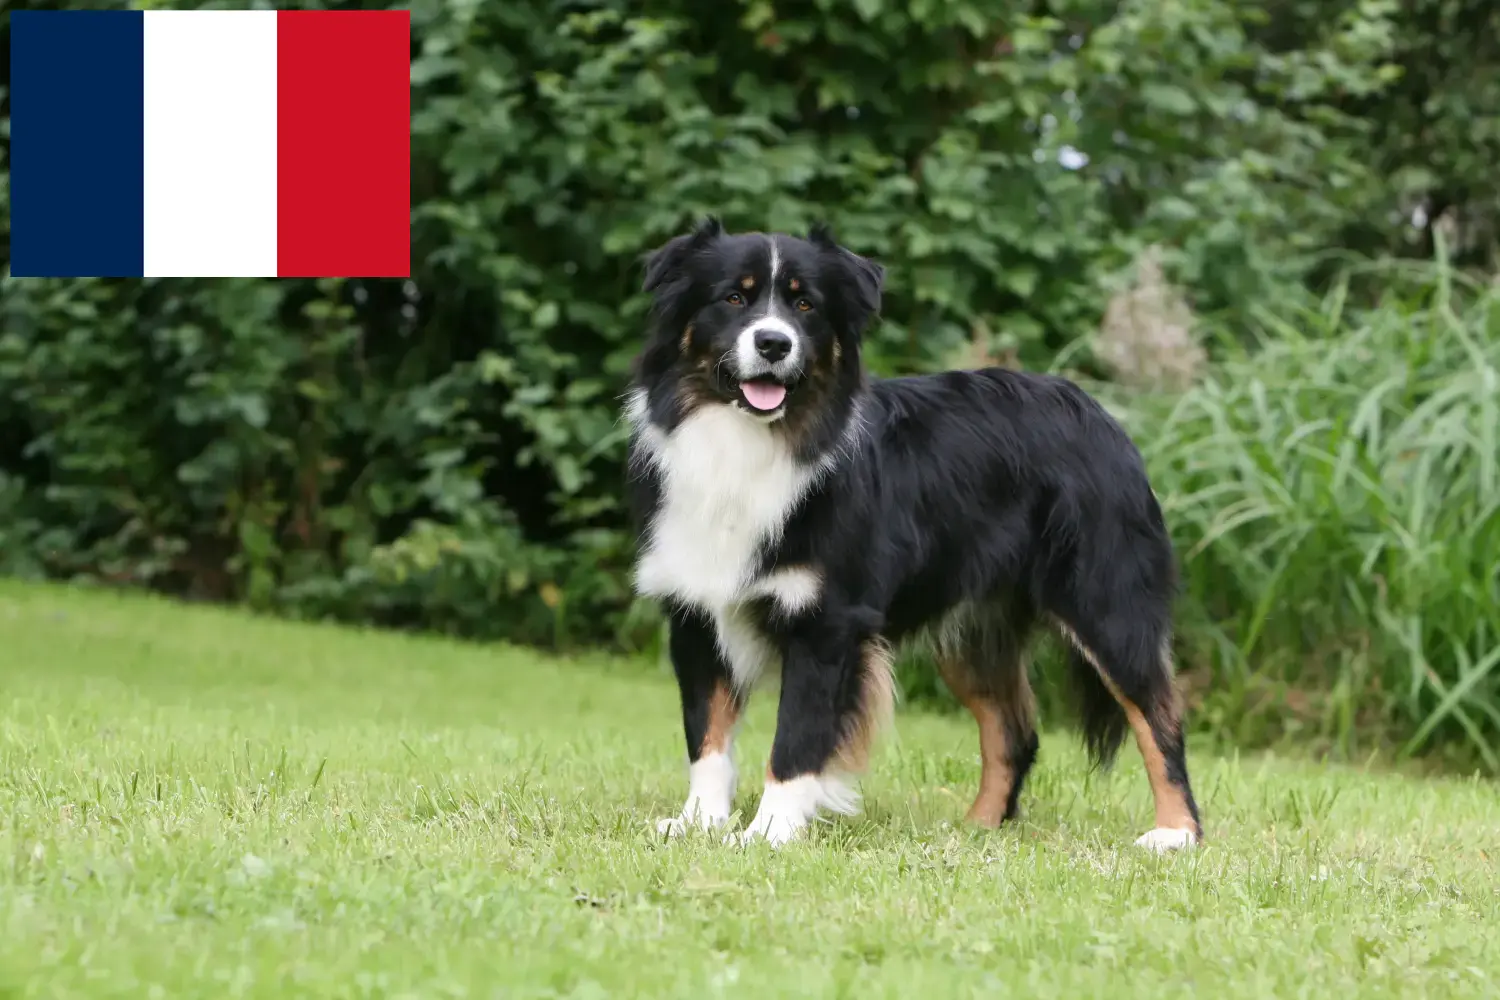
[1, 0, 1496, 766]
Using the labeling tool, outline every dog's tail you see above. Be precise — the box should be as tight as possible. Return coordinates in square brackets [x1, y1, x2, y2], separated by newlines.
[1064, 642, 1129, 769]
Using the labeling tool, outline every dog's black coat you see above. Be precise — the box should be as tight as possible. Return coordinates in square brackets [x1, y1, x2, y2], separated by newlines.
[627, 220, 1200, 839]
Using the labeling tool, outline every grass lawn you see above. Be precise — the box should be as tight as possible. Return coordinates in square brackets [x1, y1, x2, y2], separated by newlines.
[2, 581, 1498, 998]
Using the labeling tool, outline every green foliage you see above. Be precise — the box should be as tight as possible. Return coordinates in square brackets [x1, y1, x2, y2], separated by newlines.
[0, 0, 1497, 760]
[1110, 254, 1500, 768]
[1307, 0, 1500, 269]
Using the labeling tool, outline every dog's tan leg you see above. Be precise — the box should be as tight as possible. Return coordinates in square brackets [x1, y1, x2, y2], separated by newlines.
[737, 638, 896, 847]
[1060, 625, 1202, 851]
[937, 646, 1038, 827]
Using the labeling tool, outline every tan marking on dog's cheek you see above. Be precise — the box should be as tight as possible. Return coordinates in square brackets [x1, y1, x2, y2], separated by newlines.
[774, 338, 846, 449]
[832, 338, 842, 365]
[680, 323, 694, 354]
[673, 377, 709, 421]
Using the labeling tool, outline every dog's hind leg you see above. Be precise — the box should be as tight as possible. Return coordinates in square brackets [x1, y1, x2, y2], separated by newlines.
[1057, 618, 1203, 852]
[934, 604, 1039, 827]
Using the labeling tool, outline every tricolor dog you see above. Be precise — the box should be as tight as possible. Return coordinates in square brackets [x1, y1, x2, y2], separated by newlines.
[624, 219, 1201, 851]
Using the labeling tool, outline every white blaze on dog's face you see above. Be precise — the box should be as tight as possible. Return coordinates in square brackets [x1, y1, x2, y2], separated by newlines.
[729, 235, 802, 419]
[636, 220, 885, 428]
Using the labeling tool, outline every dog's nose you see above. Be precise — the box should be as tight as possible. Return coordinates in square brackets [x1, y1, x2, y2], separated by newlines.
[754, 329, 793, 362]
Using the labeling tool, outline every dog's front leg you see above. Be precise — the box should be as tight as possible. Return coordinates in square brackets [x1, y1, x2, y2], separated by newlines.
[737, 627, 894, 847]
[656, 603, 744, 837]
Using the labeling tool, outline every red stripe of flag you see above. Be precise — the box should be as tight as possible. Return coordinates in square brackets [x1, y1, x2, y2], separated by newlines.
[276, 10, 410, 278]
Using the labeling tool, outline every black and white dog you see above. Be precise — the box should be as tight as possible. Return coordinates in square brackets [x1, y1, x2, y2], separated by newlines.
[624, 219, 1201, 851]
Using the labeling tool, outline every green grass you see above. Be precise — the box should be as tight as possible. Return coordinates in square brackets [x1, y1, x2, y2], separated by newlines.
[3, 581, 1498, 998]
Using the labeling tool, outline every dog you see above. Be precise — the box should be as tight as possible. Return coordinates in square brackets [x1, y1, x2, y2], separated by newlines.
[623, 219, 1202, 851]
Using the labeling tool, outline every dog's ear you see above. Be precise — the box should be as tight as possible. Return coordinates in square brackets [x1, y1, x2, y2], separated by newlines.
[808, 221, 838, 248]
[642, 216, 723, 294]
[809, 221, 885, 333]
[843, 250, 885, 324]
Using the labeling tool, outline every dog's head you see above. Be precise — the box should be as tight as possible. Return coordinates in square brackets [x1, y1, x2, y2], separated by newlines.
[634, 219, 884, 424]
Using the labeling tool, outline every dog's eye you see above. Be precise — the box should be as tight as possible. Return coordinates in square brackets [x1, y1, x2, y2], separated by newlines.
[794, 298, 813, 312]
[726, 292, 745, 306]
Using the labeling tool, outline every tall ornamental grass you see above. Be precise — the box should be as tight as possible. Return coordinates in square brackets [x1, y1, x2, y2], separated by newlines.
[1115, 256, 1500, 769]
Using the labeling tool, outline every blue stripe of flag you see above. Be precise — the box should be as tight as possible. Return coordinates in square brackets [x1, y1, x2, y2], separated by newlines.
[11, 11, 146, 278]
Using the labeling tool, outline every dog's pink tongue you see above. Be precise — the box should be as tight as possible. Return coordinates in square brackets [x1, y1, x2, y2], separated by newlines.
[742, 380, 787, 411]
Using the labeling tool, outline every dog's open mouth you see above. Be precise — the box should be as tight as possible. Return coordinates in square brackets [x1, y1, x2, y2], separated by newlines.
[731, 377, 794, 413]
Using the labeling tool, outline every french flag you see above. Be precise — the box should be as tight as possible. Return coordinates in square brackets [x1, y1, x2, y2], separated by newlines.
[10, 10, 411, 279]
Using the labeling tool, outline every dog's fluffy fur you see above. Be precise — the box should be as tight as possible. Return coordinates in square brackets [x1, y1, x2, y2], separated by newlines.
[625, 219, 1202, 850]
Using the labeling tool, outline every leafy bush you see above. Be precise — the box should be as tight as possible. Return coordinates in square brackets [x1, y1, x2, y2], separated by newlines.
[0, 0, 1407, 642]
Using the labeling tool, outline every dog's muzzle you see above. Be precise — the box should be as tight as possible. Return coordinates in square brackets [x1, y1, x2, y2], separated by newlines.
[731, 319, 803, 413]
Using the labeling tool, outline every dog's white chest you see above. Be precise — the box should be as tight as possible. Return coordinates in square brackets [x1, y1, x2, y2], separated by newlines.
[633, 404, 816, 611]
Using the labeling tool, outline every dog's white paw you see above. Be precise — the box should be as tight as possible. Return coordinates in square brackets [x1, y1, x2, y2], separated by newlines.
[1135, 827, 1199, 853]
[656, 752, 736, 839]
[655, 805, 730, 839]
[729, 773, 858, 848]
[732, 807, 806, 847]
